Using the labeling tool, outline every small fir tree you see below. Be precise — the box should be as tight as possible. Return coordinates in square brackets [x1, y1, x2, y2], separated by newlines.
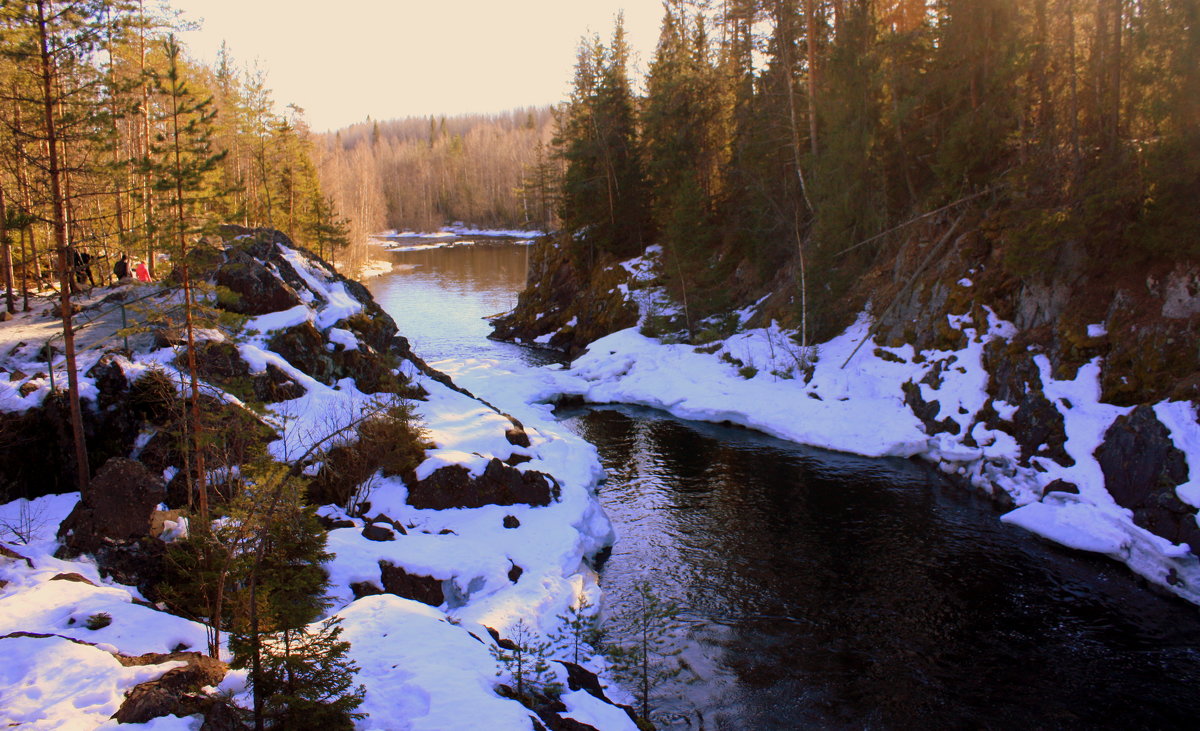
[606, 580, 682, 723]
[236, 616, 366, 730]
[491, 618, 562, 702]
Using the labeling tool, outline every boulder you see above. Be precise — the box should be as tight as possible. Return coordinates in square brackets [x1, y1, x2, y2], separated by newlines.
[113, 651, 227, 724]
[85, 354, 129, 409]
[268, 322, 335, 383]
[213, 248, 302, 316]
[406, 458, 559, 510]
[361, 523, 396, 542]
[250, 362, 306, 403]
[378, 560, 444, 606]
[58, 457, 165, 553]
[1096, 405, 1199, 550]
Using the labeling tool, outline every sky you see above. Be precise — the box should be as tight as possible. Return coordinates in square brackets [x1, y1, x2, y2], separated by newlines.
[170, 0, 666, 133]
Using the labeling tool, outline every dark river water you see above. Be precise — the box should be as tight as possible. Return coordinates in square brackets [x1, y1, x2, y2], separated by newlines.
[368, 241, 1200, 730]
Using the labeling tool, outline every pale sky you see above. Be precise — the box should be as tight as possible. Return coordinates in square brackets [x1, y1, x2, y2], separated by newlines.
[171, 0, 666, 132]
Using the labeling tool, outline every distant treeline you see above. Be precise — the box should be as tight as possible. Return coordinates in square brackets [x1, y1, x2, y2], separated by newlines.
[549, 0, 1200, 339]
[318, 109, 558, 237]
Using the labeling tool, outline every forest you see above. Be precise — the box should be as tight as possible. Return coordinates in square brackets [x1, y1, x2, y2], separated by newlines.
[0, 0, 352, 315]
[544, 0, 1200, 342]
[318, 109, 558, 238]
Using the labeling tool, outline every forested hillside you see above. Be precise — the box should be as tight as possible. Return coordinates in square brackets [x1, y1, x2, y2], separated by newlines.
[318, 109, 557, 238]
[543, 0, 1199, 351]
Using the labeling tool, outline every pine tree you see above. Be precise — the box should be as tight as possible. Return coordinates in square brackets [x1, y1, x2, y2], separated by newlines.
[146, 32, 227, 521]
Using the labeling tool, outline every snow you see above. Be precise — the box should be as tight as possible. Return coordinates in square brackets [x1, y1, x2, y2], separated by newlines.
[1087, 323, 1108, 338]
[328, 327, 361, 351]
[1155, 401, 1200, 509]
[0, 237, 628, 729]
[337, 595, 539, 730]
[0, 635, 186, 730]
[355, 259, 395, 279]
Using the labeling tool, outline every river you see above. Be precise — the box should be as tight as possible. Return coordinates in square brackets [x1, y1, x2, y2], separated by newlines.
[368, 240, 1200, 729]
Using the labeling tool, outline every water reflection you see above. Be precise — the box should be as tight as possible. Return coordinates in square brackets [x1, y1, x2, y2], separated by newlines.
[562, 405, 1200, 729]
[366, 241, 549, 365]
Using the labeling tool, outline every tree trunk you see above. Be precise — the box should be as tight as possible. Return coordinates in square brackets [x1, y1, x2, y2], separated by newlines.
[804, 0, 819, 155]
[1, 185, 14, 313]
[35, 0, 89, 491]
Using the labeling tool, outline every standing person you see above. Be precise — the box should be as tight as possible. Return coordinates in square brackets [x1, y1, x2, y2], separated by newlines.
[113, 253, 129, 281]
[135, 260, 150, 282]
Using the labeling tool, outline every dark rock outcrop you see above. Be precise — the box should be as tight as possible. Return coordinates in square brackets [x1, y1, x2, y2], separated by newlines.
[378, 560, 444, 606]
[1096, 406, 1199, 550]
[361, 523, 397, 542]
[58, 457, 165, 553]
[213, 247, 303, 317]
[267, 321, 398, 395]
[981, 341, 1072, 467]
[407, 458, 560, 510]
[55, 457, 168, 594]
[558, 661, 641, 726]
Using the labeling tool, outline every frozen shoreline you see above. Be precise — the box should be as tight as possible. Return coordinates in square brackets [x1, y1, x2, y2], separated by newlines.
[471, 245, 1200, 607]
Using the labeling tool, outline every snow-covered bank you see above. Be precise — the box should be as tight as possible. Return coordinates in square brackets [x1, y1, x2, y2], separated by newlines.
[480, 246, 1200, 606]
[0, 229, 636, 729]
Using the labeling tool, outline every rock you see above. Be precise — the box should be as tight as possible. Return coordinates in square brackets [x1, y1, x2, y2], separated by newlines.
[152, 327, 186, 348]
[0, 310, 12, 322]
[213, 248, 303, 316]
[58, 457, 166, 552]
[316, 514, 356, 530]
[200, 698, 246, 730]
[56, 457, 169, 593]
[902, 380, 959, 436]
[505, 425, 532, 448]
[982, 342, 1071, 466]
[268, 322, 334, 383]
[558, 661, 641, 725]
[508, 562, 524, 584]
[361, 523, 396, 542]
[17, 380, 38, 398]
[378, 560, 444, 606]
[50, 572, 95, 585]
[1096, 405, 1198, 550]
[85, 354, 128, 409]
[503, 515, 520, 529]
[350, 581, 384, 599]
[368, 514, 407, 535]
[407, 458, 559, 510]
[250, 363, 306, 403]
[485, 626, 520, 651]
[188, 341, 249, 382]
[113, 651, 227, 724]
[0, 545, 33, 567]
[1041, 479, 1079, 496]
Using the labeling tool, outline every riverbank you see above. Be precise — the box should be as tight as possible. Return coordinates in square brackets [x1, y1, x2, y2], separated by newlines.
[0, 229, 637, 729]
[487, 244, 1200, 606]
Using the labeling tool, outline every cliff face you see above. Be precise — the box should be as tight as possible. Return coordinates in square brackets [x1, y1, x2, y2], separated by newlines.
[489, 234, 639, 359]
